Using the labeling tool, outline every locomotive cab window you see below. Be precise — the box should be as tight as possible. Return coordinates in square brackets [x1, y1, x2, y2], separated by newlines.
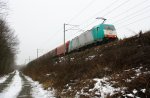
[97, 27, 99, 31]
[104, 25, 115, 31]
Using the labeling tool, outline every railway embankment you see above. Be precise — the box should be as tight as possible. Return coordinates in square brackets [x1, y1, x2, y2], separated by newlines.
[22, 31, 150, 98]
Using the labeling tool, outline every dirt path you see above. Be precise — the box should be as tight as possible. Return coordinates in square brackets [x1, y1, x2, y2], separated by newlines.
[17, 72, 32, 98]
[0, 71, 55, 98]
[0, 72, 15, 92]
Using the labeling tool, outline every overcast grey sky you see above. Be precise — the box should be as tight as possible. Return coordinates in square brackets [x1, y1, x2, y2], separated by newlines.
[6, 0, 150, 65]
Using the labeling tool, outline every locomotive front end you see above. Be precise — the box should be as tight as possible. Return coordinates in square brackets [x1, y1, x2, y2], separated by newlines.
[104, 24, 117, 39]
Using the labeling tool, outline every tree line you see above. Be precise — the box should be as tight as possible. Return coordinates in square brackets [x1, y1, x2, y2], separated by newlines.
[0, 1, 18, 75]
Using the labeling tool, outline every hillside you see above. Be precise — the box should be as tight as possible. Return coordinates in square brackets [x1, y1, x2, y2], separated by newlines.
[22, 31, 150, 98]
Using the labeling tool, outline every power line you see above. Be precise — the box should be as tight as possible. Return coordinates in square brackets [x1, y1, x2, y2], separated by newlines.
[80, 0, 131, 32]
[66, 0, 132, 41]
[77, 0, 120, 27]
[40, 0, 135, 46]
[115, 7, 150, 26]
[39, 27, 62, 48]
[114, 4, 150, 24]
[108, 0, 149, 20]
[38, 0, 149, 56]
[117, 15, 150, 29]
[67, 0, 97, 23]
[103, 0, 131, 17]
[71, 0, 149, 40]
[39, 0, 97, 50]
[67, 0, 121, 36]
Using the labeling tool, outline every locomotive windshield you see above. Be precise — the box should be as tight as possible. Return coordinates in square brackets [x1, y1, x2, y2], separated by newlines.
[104, 25, 116, 31]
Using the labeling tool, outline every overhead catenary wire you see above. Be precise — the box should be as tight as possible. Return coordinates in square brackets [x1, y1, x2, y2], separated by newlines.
[113, 4, 150, 24]
[42, 0, 147, 46]
[44, 0, 122, 42]
[117, 15, 150, 29]
[67, 0, 121, 37]
[82, 0, 150, 32]
[67, 0, 97, 23]
[115, 7, 150, 26]
[108, 0, 149, 20]
[39, 0, 97, 49]
[79, 0, 131, 32]
[67, 0, 133, 40]
[77, 0, 120, 27]
[38, 0, 150, 59]
[70, 0, 149, 41]
[39, 27, 62, 49]
[103, 0, 131, 17]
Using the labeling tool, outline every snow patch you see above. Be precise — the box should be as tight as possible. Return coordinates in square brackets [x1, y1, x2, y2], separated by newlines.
[126, 93, 134, 97]
[125, 79, 132, 83]
[85, 55, 95, 61]
[25, 76, 56, 98]
[90, 77, 120, 98]
[133, 89, 138, 94]
[58, 57, 65, 63]
[0, 75, 9, 84]
[46, 74, 51, 76]
[0, 71, 16, 84]
[76, 77, 120, 98]
[141, 89, 146, 93]
[70, 57, 74, 61]
[0, 70, 22, 98]
[99, 54, 103, 57]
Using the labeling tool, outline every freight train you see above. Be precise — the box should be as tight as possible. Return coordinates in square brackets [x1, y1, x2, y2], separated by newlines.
[39, 23, 117, 59]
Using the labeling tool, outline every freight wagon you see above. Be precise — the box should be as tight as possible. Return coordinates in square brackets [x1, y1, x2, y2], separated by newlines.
[38, 23, 117, 59]
[56, 41, 70, 56]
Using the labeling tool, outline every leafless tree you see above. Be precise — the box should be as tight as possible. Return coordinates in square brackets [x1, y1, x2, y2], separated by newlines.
[0, 0, 19, 75]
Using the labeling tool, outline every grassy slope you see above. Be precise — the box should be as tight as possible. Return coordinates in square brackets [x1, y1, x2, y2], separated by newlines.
[22, 31, 150, 97]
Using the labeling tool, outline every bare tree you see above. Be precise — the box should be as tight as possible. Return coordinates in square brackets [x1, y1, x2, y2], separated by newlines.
[0, 0, 19, 75]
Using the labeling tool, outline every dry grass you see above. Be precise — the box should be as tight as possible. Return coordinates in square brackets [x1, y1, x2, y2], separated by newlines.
[22, 31, 150, 97]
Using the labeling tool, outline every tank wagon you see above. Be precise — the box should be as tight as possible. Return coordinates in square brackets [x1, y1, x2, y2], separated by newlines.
[40, 23, 117, 58]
